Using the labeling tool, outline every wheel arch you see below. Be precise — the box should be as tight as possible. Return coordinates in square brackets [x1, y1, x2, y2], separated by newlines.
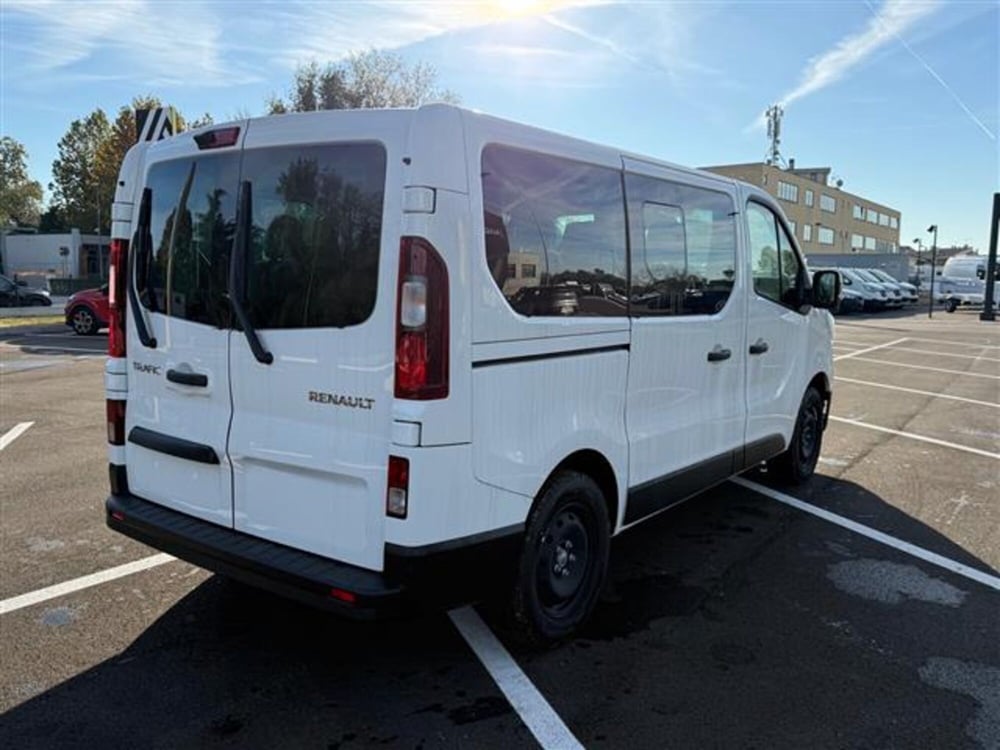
[808, 371, 832, 427]
[541, 449, 620, 533]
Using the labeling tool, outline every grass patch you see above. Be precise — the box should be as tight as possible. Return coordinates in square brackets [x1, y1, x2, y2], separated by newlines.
[0, 315, 65, 328]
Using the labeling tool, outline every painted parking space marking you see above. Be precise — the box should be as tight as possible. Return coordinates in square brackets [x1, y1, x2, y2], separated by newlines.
[834, 377, 1000, 409]
[733, 478, 1000, 592]
[829, 416, 1000, 460]
[449, 606, 585, 750]
[9, 345, 107, 355]
[902, 336, 1000, 351]
[876, 345, 1000, 363]
[834, 337, 909, 361]
[0, 553, 176, 615]
[842, 357, 1000, 380]
[0, 422, 34, 452]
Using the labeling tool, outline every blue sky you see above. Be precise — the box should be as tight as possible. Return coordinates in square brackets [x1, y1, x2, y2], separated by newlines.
[2, 0, 997, 251]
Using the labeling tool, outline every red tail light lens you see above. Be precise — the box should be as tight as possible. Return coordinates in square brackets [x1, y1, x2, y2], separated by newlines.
[386, 455, 410, 519]
[395, 237, 448, 399]
[108, 238, 128, 357]
[107, 399, 126, 445]
[193, 126, 240, 150]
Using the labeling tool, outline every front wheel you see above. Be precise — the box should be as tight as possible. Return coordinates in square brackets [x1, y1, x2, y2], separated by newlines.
[768, 386, 825, 485]
[510, 471, 610, 644]
[70, 306, 98, 335]
[945, 299, 958, 313]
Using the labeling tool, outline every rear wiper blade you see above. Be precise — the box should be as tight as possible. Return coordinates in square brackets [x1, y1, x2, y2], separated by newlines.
[128, 188, 158, 349]
[229, 180, 273, 365]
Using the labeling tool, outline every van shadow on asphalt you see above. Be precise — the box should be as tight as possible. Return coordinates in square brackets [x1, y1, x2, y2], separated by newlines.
[2, 473, 997, 749]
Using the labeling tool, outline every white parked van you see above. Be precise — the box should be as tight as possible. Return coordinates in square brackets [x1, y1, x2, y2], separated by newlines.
[104, 105, 840, 640]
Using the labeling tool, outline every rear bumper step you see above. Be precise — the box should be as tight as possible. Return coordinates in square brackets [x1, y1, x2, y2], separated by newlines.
[106, 493, 524, 617]
[107, 493, 401, 618]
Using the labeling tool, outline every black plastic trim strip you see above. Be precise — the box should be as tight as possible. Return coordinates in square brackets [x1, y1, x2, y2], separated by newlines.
[740, 434, 786, 470]
[624, 450, 735, 525]
[128, 426, 219, 465]
[472, 343, 629, 369]
[386, 523, 523, 559]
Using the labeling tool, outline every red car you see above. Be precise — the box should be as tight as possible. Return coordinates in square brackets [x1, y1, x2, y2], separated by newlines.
[65, 284, 110, 335]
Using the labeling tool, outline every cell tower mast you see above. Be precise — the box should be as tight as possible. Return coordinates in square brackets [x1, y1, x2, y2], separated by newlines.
[765, 104, 783, 166]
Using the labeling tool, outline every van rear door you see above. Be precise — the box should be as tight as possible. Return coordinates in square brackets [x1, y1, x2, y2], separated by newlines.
[227, 115, 399, 571]
[125, 129, 245, 526]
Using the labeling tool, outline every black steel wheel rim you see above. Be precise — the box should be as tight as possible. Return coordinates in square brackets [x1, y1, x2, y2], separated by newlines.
[535, 500, 594, 615]
[799, 399, 820, 462]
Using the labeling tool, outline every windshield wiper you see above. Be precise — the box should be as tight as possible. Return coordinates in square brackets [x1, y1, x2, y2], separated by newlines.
[229, 180, 273, 365]
[128, 188, 158, 349]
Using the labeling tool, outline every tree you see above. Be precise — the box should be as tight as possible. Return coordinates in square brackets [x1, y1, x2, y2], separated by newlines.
[0, 137, 44, 228]
[268, 49, 458, 113]
[50, 109, 111, 234]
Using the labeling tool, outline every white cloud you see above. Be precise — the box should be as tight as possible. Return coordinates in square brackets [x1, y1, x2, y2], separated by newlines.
[779, 0, 941, 107]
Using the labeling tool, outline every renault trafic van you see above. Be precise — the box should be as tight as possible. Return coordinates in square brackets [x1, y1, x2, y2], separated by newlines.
[105, 105, 839, 641]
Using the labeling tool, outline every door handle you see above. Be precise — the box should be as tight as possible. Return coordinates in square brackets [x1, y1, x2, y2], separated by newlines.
[707, 346, 732, 362]
[166, 368, 208, 387]
[749, 339, 769, 355]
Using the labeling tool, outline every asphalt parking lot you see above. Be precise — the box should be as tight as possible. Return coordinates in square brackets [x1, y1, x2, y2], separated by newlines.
[1, 311, 998, 749]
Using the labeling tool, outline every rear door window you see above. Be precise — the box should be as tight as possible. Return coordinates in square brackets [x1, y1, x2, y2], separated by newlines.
[141, 154, 239, 327]
[241, 143, 386, 330]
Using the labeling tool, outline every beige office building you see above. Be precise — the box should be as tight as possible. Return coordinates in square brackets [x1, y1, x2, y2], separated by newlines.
[703, 163, 901, 255]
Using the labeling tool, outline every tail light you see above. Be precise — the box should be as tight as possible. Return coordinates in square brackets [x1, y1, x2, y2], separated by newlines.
[386, 455, 409, 519]
[108, 238, 128, 357]
[107, 400, 126, 445]
[395, 237, 448, 399]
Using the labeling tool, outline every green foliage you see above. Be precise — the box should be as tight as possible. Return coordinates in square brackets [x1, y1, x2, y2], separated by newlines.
[49, 109, 111, 234]
[0, 137, 44, 228]
[269, 49, 459, 113]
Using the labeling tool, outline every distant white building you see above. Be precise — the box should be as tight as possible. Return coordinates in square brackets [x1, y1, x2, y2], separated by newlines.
[0, 230, 111, 283]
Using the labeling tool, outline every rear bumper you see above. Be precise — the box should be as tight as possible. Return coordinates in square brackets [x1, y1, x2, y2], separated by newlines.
[106, 493, 522, 618]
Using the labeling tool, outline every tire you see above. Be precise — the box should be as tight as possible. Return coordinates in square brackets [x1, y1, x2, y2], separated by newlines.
[945, 299, 958, 313]
[509, 471, 611, 644]
[768, 386, 825, 485]
[69, 306, 99, 335]
[29, 297, 47, 307]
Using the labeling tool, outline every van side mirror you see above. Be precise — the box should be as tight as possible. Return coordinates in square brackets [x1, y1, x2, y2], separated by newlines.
[811, 270, 841, 309]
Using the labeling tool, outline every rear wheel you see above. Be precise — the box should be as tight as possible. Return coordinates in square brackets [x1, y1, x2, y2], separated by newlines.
[768, 386, 825, 485]
[945, 299, 958, 313]
[29, 297, 47, 307]
[70, 306, 99, 335]
[509, 471, 610, 644]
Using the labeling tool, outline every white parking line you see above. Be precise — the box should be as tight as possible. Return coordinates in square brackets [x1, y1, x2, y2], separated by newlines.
[835, 377, 1000, 409]
[904, 336, 1000, 351]
[882, 346, 1000, 363]
[829, 416, 1000, 460]
[733, 478, 1000, 592]
[0, 422, 34, 451]
[449, 606, 584, 750]
[0, 553, 175, 615]
[834, 337, 909, 361]
[12, 345, 106, 355]
[844, 357, 1000, 380]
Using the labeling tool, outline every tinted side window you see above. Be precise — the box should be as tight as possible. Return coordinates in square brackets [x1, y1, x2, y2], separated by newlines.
[242, 143, 386, 330]
[626, 173, 737, 316]
[747, 202, 804, 309]
[482, 145, 627, 317]
[143, 154, 239, 327]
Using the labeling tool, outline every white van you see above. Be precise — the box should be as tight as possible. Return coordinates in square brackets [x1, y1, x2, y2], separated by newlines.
[104, 105, 839, 641]
[937, 255, 992, 310]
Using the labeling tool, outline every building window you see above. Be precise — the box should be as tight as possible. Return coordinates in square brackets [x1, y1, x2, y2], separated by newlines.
[777, 181, 799, 203]
[878, 213, 889, 227]
[805, 189, 814, 207]
[866, 208, 877, 223]
[788, 220, 797, 235]
[889, 216, 898, 229]
[852, 233, 864, 250]
[853, 204, 864, 220]
[818, 227, 835, 245]
[864, 236, 876, 251]
[802, 223, 812, 242]
[522, 263, 536, 278]
[820, 194, 836, 213]
[506, 263, 517, 279]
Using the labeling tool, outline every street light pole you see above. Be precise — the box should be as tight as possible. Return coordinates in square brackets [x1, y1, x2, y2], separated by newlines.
[927, 225, 938, 319]
[913, 238, 923, 289]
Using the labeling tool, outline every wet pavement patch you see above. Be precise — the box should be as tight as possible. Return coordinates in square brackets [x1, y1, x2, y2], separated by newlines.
[39, 607, 76, 627]
[827, 559, 967, 606]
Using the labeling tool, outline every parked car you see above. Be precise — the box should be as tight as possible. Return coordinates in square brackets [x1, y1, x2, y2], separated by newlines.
[866, 269, 918, 303]
[835, 286, 865, 314]
[854, 269, 903, 307]
[0, 274, 52, 307]
[65, 284, 110, 335]
[838, 268, 888, 311]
